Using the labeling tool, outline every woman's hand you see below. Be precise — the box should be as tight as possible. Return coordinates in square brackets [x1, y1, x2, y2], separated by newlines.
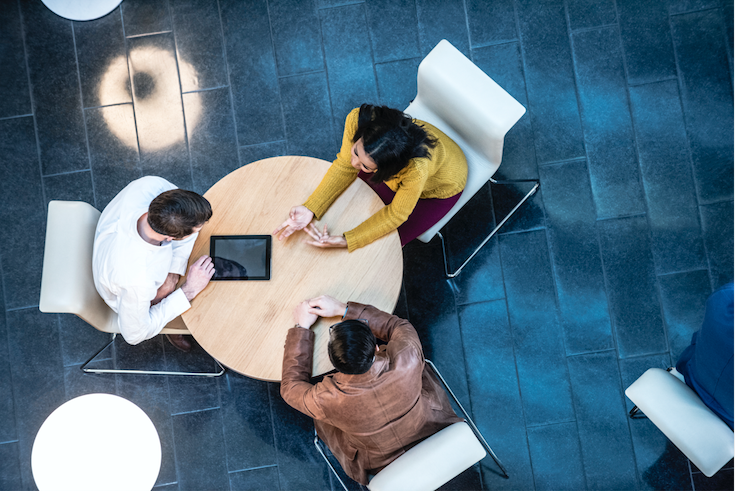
[273, 205, 315, 241]
[304, 223, 348, 249]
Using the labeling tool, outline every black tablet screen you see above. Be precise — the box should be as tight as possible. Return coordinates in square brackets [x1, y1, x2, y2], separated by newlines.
[210, 235, 271, 280]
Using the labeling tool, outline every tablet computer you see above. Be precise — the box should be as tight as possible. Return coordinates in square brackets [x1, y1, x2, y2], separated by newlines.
[209, 235, 271, 281]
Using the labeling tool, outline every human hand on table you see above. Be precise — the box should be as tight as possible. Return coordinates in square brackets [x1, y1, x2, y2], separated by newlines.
[306, 295, 347, 318]
[273, 205, 314, 241]
[304, 223, 348, 249]
[181, 255, 215, 302]
[293, 300, 318, 328]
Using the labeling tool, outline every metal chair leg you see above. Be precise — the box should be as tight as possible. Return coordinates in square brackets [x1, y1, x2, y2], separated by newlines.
[80, 333, 226, 377]
[425, 359, 510, 479]
[314, 430, 349, 491]
[437, 178, 540, 278]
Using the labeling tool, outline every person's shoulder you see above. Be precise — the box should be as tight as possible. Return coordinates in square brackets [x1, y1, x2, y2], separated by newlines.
[136, 176, 177, 192]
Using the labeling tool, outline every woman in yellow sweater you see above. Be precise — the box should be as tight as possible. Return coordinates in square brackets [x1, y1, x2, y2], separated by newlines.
[273, 104, 467, 252]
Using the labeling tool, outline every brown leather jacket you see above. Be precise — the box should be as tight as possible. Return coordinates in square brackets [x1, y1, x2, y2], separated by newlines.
[281, 302, 462, 484]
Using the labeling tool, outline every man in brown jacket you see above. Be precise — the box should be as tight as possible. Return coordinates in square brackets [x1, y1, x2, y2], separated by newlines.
[281, 294, 462, 485]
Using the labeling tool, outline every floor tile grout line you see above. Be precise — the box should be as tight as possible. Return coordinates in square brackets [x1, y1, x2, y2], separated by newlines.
[0, 113, 33, 121]
[216, 0, 244, 173]
[126, 30, 173, 39]
[228, 463, 279, 474]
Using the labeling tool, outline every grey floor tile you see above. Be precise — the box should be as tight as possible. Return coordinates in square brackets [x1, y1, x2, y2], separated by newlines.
[567, 351, 638, 490]
[43, 171, 95, 207]
[458, 299, 535, 491]
[629, 80, 707, 275]
[566, 0, 617, 30]
[185, 87, 240, 194]
[229, 465, 280, 491]
[617, 0, 677, 85]
[572, 27, 645, 219]
[598, 216, 668, 358]
[74, 9, 130, 109]
[172, 408, 229, 491]
[280, 71, 335, 162]
[63, 363, 117, 400]
[527, 422, 586, 491]
[403, 240, 471, 409]
[517, 0, 585, 164]
[442, 184, 505, 306]
[0, 116, 46, 309]
[321, 4, 379, 133]
[58, 313, 111, 367]
[6, 309, 66, 489]
[170, 0, 227, 92]
[121, 0, 172, 37]
[84, 104, 142, 209]
[0, 284, 15, 444]
[540, 161, 613, 355]
[415, 0, 471, 57]
[269, 382, 334, 490]
[667, 0, 721, 14]
[671, 9, 734, 205]
[219, 0, 284, 146]
[0, 442, 22, 491]
[466, 0, 517, 47]
[269, 0, 324, 77]
[116, 372, 178, 485]
[20, 0, 88, 176]
[0, 0, 31, 119]
[238, 141, 289, 165]
[658, 270, 711, 360]
[691, 467, 734, 490]
[164, 341, 221, 415]
[701, 200, 735, 287]
[127, 33, 192, 188]
[375, 58, 421, 110]
[221, 373, 276, 472]
[619, 355, 693, 491]
[499, 230, 574, 426]
[365, 0, 420, 63]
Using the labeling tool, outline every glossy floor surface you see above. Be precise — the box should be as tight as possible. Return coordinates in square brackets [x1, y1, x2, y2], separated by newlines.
[1, 0, 733, 490]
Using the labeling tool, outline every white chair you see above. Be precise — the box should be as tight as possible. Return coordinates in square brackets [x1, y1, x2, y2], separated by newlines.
[625, 367, 734, 477]
[315, 360, 508, 491]
[39, 200, 224, 376]
[406, 40, 539, 278]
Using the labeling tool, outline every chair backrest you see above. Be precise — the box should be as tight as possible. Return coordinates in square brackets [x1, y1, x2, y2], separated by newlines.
[405, 40, 526, 242]
[40, 200, 119, 333]
[625, 368, 734, 477]
[367, 422, 486, 491]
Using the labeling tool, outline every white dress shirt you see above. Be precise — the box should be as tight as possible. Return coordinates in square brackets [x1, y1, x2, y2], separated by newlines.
[93, 176, 196, 345]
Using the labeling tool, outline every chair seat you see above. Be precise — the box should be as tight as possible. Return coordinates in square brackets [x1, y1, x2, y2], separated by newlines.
[367, 422, 486, 491]
[625, 368, 734, 477]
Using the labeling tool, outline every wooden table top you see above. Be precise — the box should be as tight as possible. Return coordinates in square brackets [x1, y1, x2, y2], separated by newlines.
[181, 156, 403, 381]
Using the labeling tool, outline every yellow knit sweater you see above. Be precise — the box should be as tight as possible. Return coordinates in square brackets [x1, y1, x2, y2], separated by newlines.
[303, 107, 467, 252]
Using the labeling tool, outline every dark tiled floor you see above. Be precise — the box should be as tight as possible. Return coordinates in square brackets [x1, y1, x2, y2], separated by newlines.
[0, 0, 733, 489]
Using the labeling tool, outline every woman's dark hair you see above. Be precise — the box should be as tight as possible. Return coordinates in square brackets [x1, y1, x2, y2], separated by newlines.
[328, 319, 377, 375]
[352, 104, 437, 183]
[148, 189, 212, 239]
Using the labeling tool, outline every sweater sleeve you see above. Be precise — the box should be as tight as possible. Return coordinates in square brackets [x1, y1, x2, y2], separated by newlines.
[342, 164, 428, 252]
[303, 109, 360, 219]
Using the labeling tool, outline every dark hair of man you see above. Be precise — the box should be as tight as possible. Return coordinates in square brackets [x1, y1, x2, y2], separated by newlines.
[148, 189, 212, 239]
[352, 103, 438, 183]
[328, 319, 377, 375]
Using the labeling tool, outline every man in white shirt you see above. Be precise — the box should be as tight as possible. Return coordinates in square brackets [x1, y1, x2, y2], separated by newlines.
[93, 176, 215, 352]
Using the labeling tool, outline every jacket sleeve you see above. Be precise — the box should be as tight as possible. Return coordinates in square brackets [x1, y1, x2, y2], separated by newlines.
[280, 328, 327, 420]
[344, 302, 422, 353]
[303, 108, 360, 219]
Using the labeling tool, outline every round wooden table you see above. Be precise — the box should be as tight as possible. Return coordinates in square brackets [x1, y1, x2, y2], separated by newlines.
[31, 394, 161, 491]
[182, 156, 403, 381]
